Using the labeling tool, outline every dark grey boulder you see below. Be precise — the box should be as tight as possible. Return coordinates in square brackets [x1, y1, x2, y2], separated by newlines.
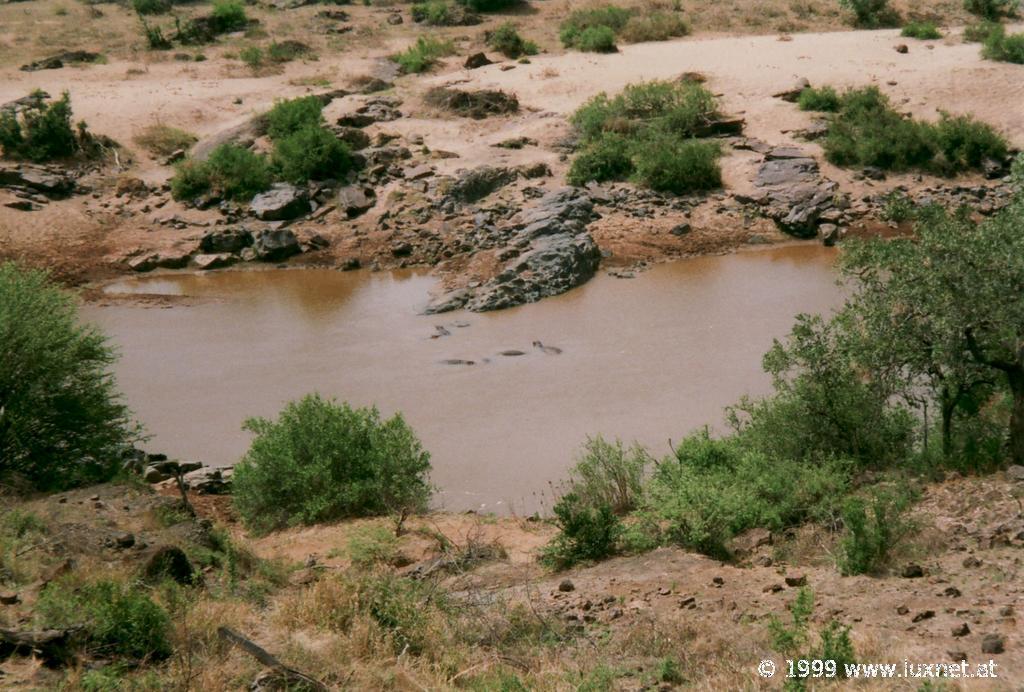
[250, 183, 310, 221]
[253, 228, 301, 261]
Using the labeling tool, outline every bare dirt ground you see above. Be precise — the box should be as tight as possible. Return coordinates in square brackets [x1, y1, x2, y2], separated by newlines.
[0, 0, 1020, 287]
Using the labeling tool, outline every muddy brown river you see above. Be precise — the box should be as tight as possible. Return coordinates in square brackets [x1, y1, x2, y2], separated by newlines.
[85, 245, 842, 513]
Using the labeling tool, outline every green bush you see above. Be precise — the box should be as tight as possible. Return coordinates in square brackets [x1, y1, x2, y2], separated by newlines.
[619, 11, 689, 43]
[392, 36, 456, 73]
[836, 490, 912, 575]
[133, 123, 197, 156]
[935, 113, 1008, 169]
[347, 525, 402, 567]
[170, 143, 271, 201]
[457, 0, 518, 12]
[820, 86, 1009, 174]
[963, 20, 1003, 42]
[559, 6, 631, 49]
[769, 588, 857, 680]
[540, 492, 622, 569]
[964, 0, 1019, 20]
[139, 16, 173, 49]
[412, 0, 479, 24]
[487, 22, 538, 58]
[797, 85, 840, 112]
[36, 579, 172, 660]
[630, 135, 721, 193]
[729, 314, 916, 466]
[132, 0, 171, 15]
[879, 190, 915, 222]
[576, 25, 618, 52]
[0, 263, 135, 490]
[568, 81, 723, 192]
[0, 91, 79, 162]
[232, 394, 432, 534]
[271, 125, 352, 184]
[900, 21, 942, 39]
[982, 24, 1024, 63]
[837, 0, 900, 27]
[267, 40, 314, 63]
[265, 95, 325, 140]
[239, 45, 264, 71]
[639, 433, 849, 559]
[566, 133, 634, 185]
[209, 0, 247, 33]
[565, 436, 649, 514]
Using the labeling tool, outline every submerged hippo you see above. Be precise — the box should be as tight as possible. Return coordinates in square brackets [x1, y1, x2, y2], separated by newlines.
[439, 358, 475, 366]
[499, 350, 526, 357]
[532, 340, 562, 355]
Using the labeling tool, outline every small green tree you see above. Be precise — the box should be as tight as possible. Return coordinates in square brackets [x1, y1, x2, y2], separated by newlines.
[0, 263, 136, 490]
[0, 91, 79, 162]
[540, 492, 622, 569]
[837, 0, 899, 27]
[232, 394, 432, 533]
[964, 0, 1019, 20]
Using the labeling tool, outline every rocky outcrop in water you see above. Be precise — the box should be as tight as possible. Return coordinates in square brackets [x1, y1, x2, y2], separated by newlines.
[426, 188, 601, 313]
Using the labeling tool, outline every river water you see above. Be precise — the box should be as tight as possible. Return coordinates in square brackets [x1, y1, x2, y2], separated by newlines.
[84, 244, 842, 513]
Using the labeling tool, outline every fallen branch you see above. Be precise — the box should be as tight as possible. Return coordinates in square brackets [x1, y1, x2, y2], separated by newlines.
[217, 627, 328, 692]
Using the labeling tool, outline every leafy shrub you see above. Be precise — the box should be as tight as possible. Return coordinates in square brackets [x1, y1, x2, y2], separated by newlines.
[964, 0, 1019, 19]
[267, 40, 314, 63]
[619, 11, 689, 43]
[412, 0, 479, 25]
[347, 525, 402, 567]
[576, 25, 618, 52]
[209, 0, 247, 33]
[392, 36, 456, 73]
[457, 0, 518, 12]
[566, 133, 634, 185]
[566, 436, 649, 514]
[0, 264, 135, 490]
[133, 123, 197, 156]
[639, 433, 849, 558]
[132, 0, 170, 14]
[836, 490, 912, 575]
[559, 6, 631, 49]
[820, 86, 1009, 174]
[271, 125, 352, 183]
[568, 81, 723, 193]
[540, 492, 622, 569]
[233, 394, 432, 533]
[170, 143, 271, 201]
[963, 20, 1003, 42]
[934, 113, 1008, 169]
[239, 45, 264, 71]
[487, 23, 538, 58]
[729, 314, 916, 467]
[265, 95, 325, 140]
[36, 579, 172, 660]
[769, 588, 857, 680]
[797, 85, 840, 112]
[0, 91, 79, 162]
[630, 135, 721, 193]
[982, 24, 1024, 63]
[139, 16, 172, 49]
[837, 0, 900, 27]
[572, 80, 719, 142]
[879, 190, 915, 222]
[900, 21, 942, 39]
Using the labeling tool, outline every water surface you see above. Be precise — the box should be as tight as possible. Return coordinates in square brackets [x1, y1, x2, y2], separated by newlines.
[86, 245, 842, 513]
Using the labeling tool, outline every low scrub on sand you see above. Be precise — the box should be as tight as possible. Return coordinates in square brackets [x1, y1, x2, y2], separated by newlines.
[964, 0, 1019, 20]
[799, 85, 1008, 174]
[171, 143, 271, 201]
[133, 123, 197, 156]
[982, 23, 1024, 63]
[559, 5, 688, 52]
[837, 0, 900, 27]
[391, 36, 456, 73]
[486, 22, 538, 58]
[232, 394, 433, 533]
[411, 0, 480, 26]
[797, 85, 840, 111]
[425, 86, 519, 118]
[172, 96, 353, 201]
[900, 20, 942, 39]
[567, 80, 724, 193]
